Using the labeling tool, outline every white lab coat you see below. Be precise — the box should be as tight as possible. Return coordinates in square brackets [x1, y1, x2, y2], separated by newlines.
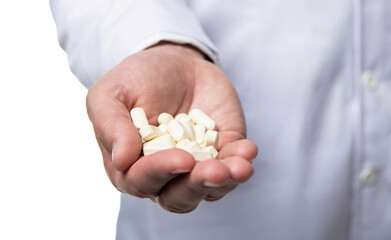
[50, 1, 391, 239]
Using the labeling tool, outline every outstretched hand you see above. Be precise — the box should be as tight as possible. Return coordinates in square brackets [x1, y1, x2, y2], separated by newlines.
[86, 43, 258, 213]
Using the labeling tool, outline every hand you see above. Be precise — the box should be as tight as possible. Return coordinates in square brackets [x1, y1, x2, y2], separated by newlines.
[86, 42, 258, 213]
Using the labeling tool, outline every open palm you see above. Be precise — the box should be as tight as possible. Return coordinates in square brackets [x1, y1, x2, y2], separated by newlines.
[87, 43, 257, 213]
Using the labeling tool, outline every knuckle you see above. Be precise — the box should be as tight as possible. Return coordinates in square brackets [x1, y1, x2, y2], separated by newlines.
[112, 184, 125, 194]
[112, 175, 151, 198]
[158, 197, 197, 214]
[204, 195, 224, 202]
[129, 187, 152, 199]
[165, 204, 195, 214]
[204, 185, 235, 202]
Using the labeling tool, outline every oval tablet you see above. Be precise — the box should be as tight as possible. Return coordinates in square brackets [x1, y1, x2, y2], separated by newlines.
[189, 108, 216, 130]
[204, 130, 218, 148]
[193, 123, 206, 144]
[158, 113, 174, 125]
[168, 119, 187, 141]
[139, 125, 163, 141]
[130, 107, 149, 129]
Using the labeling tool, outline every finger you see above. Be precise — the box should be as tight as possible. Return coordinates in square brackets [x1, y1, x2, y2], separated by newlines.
[221, 156, 254, 182]
[204, 156, 254, 201]
[218, 139, 258, 161]
[115, 149, 195, 198]
[204, 181, 237, 201]
[87, 84, 141, 172]
[157, 159, 230, 213]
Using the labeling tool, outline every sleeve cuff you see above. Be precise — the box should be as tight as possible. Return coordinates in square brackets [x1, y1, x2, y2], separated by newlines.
[130, 32, 220, 66]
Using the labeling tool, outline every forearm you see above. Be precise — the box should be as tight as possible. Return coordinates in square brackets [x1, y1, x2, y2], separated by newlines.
[50, 0, 218, 88]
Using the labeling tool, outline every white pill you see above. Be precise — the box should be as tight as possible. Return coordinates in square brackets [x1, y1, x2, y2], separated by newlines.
[187, 142, 202, 151]
[175, 113, 194, 125]
[189, 108, 216, 130]
[174, 113, 195, 141]
[143, 134, 174, 147]
[193, 123, 206, 144]
[182, 122, 196, 141]
[189, 150, 213, 161]
[158, 113, 174, 125]
[130, 107, 149, 129]
[204, 146, 218, 158]
[143, 144, 174, 156]
[176, 140, 201, 152]
[158, 123, 169, 133]
[168, 119, 187, 141]
[176, 139, 191, 149]
[139, 125, 163, 141]
[204, 130, 219, 148]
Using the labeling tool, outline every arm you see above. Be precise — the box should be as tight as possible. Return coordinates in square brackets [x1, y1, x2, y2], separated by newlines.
[51, 0, 257, 213]
[50, 0, 218, 88]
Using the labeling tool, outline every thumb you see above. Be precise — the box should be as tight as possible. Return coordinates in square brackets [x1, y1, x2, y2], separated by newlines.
[86, 86, 141, 172]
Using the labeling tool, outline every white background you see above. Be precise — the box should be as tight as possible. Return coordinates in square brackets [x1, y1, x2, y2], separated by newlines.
[0, 1, 119, 239]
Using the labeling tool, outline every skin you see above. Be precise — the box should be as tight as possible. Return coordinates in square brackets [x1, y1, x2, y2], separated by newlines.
[86, 42, 258, 213]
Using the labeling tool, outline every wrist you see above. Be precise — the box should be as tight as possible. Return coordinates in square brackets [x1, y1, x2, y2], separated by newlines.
[146, 41, 208, 61]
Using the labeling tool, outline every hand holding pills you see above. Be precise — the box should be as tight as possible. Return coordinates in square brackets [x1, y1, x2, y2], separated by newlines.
[86, 43, 258, 213]
[131, 107, 219, 161]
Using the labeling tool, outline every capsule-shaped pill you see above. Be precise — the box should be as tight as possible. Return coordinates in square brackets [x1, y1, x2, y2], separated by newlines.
[189, 151, 213, 161]
[143, 134, 175, 147]
[175, 113, 194, 126]
[139, 125, 163, 141]
[143, 144, 174, 156]
[187, 142, 202, 151]
[176, 139, 191, 149]
[158, 113, 174, 125]
[204, 130, 218, 148]
[181, 122, 195, 141]
[175, 113, 195, 140]
[130, 107, 149, 129]
[193, 123, 206, 144]
[168, 119, 187, 141]
[189, 109, 216, 130]
[158, 123, 169, 133]
[204, 146, 218, 158]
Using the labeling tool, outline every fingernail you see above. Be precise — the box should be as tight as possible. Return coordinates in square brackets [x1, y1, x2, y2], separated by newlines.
[170, 169, 191, 174]
[203, 181, 224, 188]
[227, 179, 237, 185]
[150, 196, 159, 203]
[111, 143, 116, 162]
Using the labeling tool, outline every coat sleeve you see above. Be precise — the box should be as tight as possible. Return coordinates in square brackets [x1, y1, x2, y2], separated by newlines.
[50, 0, 218, 88]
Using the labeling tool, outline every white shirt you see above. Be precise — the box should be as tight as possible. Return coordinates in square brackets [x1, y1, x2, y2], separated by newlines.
[50, 1, 391, 239]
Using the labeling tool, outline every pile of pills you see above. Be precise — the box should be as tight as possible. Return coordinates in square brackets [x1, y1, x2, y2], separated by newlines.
[130, 107, 219, 161]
